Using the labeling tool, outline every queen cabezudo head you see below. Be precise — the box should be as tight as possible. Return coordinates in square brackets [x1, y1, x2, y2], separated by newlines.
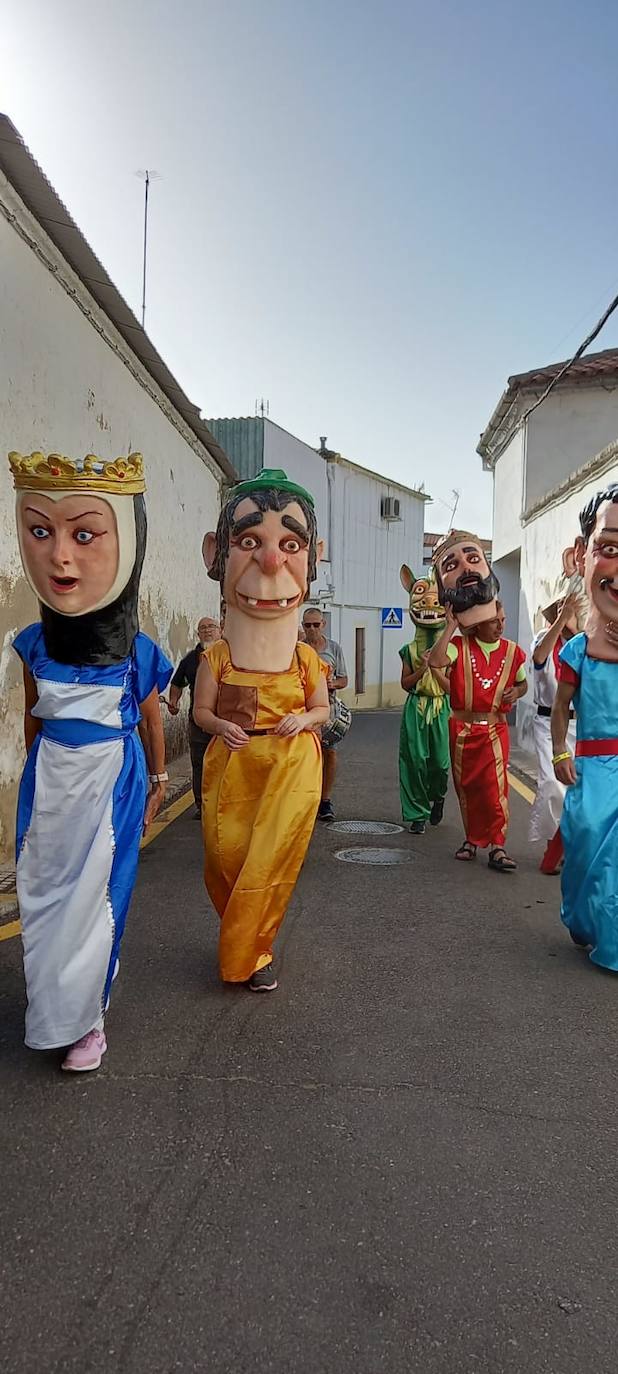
[203, 468, 323, 618]
[9, 450, 147, 665]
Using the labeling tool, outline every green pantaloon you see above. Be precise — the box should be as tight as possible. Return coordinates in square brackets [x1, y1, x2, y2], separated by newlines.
[399, 695, 450, 824]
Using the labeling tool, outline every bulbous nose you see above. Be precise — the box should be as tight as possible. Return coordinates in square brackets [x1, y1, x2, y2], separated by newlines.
[259, 546, 285, 575]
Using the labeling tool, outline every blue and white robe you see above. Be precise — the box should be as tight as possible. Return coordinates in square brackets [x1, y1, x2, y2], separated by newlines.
[13, 624, 172, 1049]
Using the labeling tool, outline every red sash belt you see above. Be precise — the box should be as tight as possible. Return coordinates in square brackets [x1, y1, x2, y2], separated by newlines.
[575, 739, 618, 757]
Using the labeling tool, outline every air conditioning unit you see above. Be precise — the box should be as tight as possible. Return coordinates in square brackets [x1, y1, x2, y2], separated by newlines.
[381, 496, 401, 521]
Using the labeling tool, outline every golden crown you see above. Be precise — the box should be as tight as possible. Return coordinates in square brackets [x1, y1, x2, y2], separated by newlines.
[8, 450, 145, 495]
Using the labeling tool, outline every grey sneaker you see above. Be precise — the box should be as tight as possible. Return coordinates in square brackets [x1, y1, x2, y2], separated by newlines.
[248, 964, 278, 993]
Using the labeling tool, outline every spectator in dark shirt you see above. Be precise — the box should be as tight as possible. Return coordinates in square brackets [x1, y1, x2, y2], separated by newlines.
[165, 616, 221, 816]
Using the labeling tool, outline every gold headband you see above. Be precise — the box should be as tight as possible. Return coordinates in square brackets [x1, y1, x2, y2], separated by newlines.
[8, 451, 145, 495]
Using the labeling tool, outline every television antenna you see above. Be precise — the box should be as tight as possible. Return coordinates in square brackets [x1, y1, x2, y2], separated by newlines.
[135, 169, 162, 328]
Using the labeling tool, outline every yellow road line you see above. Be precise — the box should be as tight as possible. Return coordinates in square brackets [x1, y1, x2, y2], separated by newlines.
[0, 920, 21, 943]
[140, 788, 194, 848]
[507, 771, 535, 806]
[0, 788, 193, 942]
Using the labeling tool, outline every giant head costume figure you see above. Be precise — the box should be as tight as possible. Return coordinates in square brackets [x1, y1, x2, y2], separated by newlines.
[203, 468, 323, 669]
[432, 529, 500, 631]
[400, 564, 446, 637]
[9, 450, 147, 665]
[563, 481, 618, 661]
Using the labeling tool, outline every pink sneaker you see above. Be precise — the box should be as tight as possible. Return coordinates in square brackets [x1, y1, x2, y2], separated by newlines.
[61, 1028, 107, 1073]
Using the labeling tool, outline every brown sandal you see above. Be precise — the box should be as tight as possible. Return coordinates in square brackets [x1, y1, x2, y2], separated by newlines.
[455, 841, 477, 862]
[488, 847, 517, 872]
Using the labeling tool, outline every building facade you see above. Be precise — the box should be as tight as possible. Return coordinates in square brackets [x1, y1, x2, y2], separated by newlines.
[0, 117, 233, 859]
[207, 418, 427, 708]
[478, 349, 618, 748]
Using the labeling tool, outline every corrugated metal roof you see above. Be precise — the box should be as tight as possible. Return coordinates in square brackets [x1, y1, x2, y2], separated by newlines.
[0, 114, 236, 483]
[206, 418, 265, 481]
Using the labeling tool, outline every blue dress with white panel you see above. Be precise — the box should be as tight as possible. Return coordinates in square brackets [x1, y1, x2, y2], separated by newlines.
[559, 633, 618, 971]
[13, 624, 172, 1049]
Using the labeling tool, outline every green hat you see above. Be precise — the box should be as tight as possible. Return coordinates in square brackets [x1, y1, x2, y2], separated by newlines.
[228, 467, 315, 509]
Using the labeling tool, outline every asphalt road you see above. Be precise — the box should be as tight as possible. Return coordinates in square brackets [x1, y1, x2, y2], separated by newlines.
[2, 712, 618, 1374]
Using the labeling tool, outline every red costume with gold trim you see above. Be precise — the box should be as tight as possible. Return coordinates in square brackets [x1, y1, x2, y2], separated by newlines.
[449, 635, 526, 848]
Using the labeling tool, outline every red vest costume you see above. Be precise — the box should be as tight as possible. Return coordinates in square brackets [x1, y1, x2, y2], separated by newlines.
[449, 636, 525, 848]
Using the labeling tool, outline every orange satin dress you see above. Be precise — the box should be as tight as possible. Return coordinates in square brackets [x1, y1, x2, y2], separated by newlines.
[202, 639, 326, 982]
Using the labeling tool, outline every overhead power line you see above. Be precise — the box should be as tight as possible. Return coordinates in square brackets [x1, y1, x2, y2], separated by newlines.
[486, 287, 618, 465]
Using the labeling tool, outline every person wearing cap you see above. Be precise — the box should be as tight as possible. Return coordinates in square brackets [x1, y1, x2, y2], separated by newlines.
[194, 469, 330, 992]
[429, 569, 528, 871]
[529, 592, 579, 874]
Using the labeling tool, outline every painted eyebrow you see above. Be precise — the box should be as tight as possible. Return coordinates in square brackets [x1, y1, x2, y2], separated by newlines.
[65, 511, 108, 523]
[25, 506, 52, 520]
[597, 528, 618, 536]
[231, 511, 265, 537]
[281, 515, 309, 542]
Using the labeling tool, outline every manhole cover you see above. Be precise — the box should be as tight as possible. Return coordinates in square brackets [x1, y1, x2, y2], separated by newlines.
[335, 847, 413, 865]
[331, 820, 403, 835]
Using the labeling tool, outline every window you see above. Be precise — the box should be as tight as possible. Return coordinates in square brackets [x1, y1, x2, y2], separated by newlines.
[355, 627, 366, 695]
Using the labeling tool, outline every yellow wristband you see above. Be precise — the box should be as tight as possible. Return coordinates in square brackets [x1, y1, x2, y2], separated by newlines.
[552, 751, 571, 765]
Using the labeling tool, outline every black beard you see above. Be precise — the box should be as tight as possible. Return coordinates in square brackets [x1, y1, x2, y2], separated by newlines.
[443, 569, 500, 614]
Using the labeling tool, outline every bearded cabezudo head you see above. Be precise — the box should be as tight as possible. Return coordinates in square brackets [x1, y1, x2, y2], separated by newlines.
[432, 529, 500, 629]
[203, 468, 323, 620]
[400, 565, 446, 631]
[9, 450, 147, 666]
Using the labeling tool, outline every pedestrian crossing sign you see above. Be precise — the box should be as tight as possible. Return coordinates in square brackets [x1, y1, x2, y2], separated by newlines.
[381, 607, 404, 629]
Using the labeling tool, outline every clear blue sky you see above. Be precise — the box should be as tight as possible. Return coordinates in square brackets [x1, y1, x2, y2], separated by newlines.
[4, 0, 618, 533]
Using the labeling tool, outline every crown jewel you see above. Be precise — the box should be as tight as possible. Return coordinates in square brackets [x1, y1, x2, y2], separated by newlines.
[8, 451, 145, 494]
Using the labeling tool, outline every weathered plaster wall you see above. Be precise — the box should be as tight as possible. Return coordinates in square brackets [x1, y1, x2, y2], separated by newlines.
[0, 179, 222, 860]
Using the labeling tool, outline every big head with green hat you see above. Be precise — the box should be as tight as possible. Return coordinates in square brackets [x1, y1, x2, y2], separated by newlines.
[202, 469, 323, 623]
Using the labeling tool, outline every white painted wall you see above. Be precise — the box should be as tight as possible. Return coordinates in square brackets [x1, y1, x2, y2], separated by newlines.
[0, 177, 223, 859]
[330, 460, 425, 707]
[492, 429, 524, 561]
[525, 383, 618, 511]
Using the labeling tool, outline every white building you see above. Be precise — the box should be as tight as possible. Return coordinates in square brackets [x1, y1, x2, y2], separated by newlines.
[207, 419, 428, 708]
[478, 349, 618, 747]
[0, 115, 234, 859]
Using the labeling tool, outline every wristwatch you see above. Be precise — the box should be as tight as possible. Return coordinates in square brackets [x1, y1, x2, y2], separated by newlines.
[149, 772, 169, 783]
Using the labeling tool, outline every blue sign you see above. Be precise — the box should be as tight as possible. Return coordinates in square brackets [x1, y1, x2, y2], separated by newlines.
[381, 607, 404, 629]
